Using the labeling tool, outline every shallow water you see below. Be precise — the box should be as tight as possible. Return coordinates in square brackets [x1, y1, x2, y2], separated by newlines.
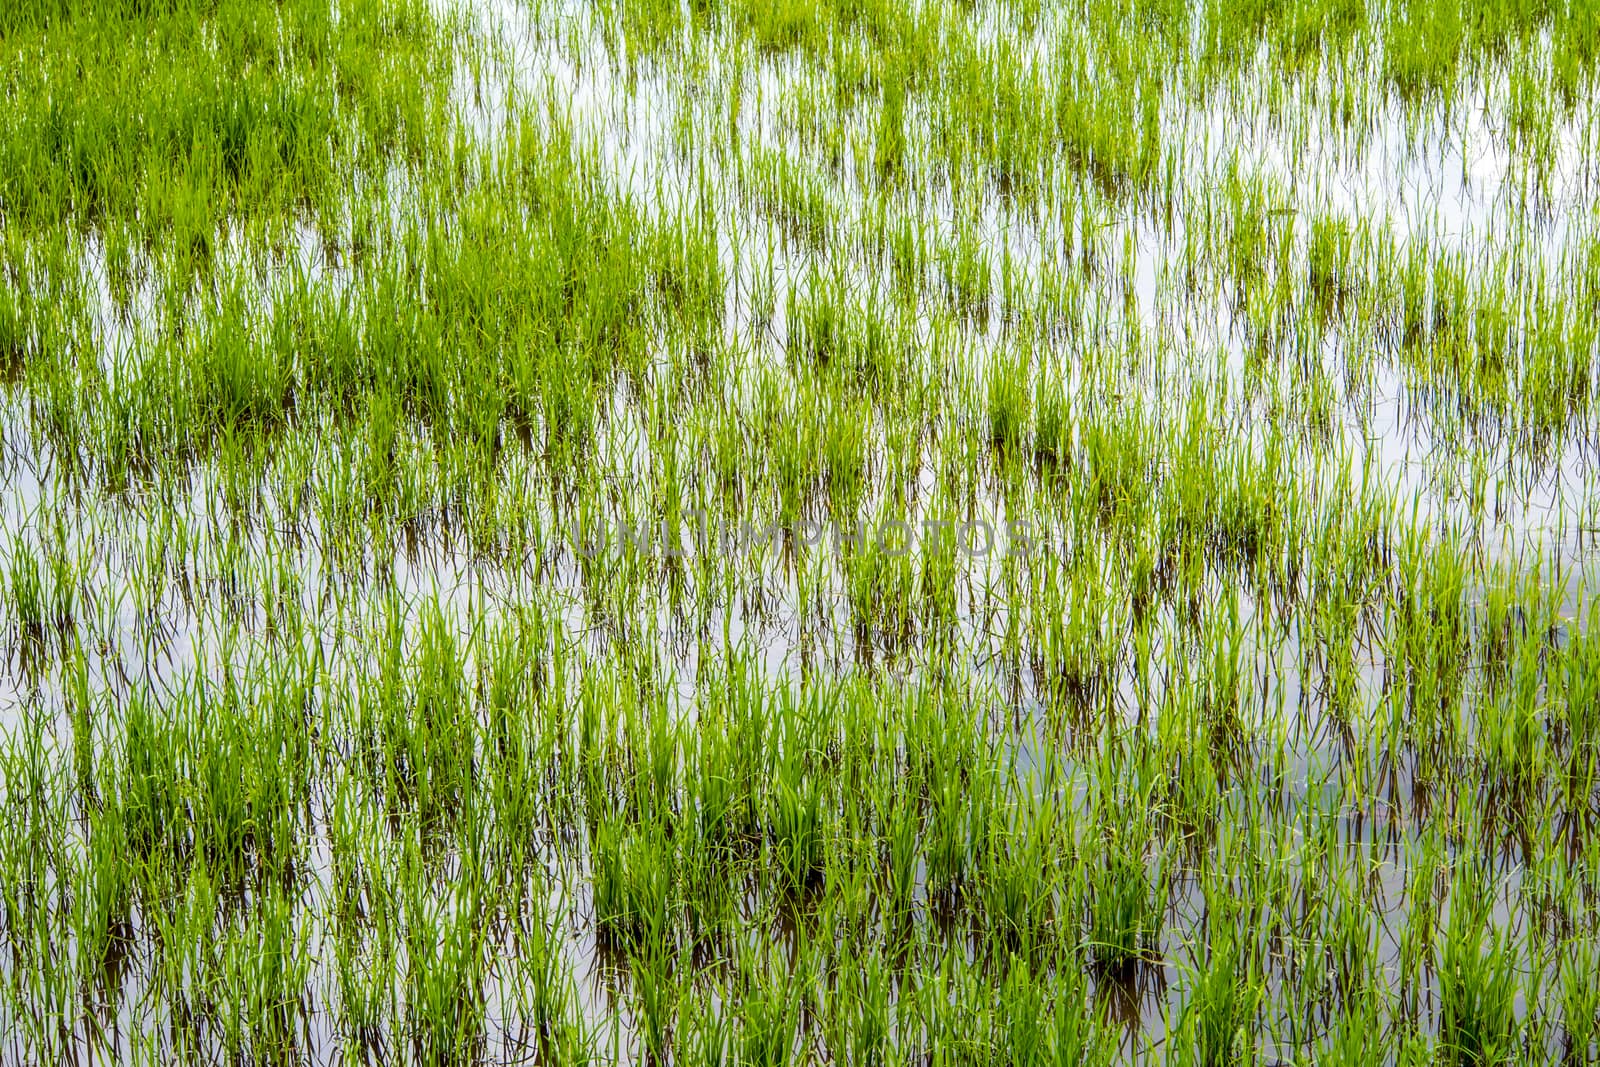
[3, 0, 1599, 1062]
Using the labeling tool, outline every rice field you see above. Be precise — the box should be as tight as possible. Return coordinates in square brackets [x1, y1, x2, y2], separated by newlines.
[2, 0, 1600, 1062]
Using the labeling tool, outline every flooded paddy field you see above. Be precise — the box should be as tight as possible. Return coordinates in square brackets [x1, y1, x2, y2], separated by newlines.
[2, 0, 1600, 1062]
